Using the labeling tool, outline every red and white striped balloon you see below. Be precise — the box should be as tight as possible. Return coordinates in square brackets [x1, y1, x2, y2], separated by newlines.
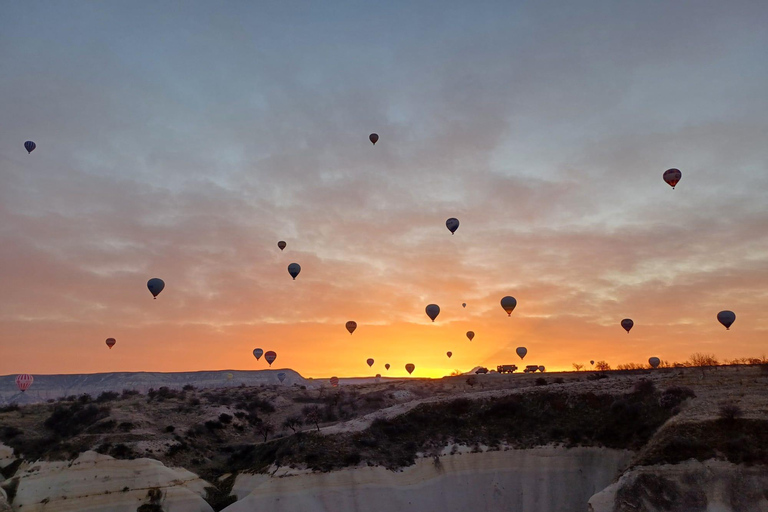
[16, 374, 34, 392]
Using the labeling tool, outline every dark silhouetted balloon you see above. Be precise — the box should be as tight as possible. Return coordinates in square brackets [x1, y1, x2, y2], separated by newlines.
[253, 348, 263, 360]
[369, 133, 379, 145]
[516, 347, 527, 360]
[24, 141, 36, 154]
[366, 358, 374, 367]
[264, 351, 277, 366]
[426, 304, 440, 322]
[16, 374, 33, 392]
[278, 241, 286, 251]
[462, 303, 466, 308]
[277, 372, 286, 383]
[405, 363, 415, 375]
[501, 296, 517, 316]
[288, 263, 301, 280]
[590, 360, 595, 366]
[385, 363, 390, 370]
[106, 338, 116, 349]
[621, 319, 634, 333]
[538, 366, 545, 372]
[649, 357, 660, 368]
[446, 218, 459, 234]
[663, 168, 682, 189]
[346, 321, 357, 334]
[466, 331, 475, 341]
[147, 278, 165, 299]
[446, 351, 452, 358]
[330, 376, 339, 387]
[717, 310, 735, 330]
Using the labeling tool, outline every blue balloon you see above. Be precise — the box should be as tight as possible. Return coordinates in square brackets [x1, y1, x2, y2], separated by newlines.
[147, 278, 165, 299]
[24, 141, 36, 154]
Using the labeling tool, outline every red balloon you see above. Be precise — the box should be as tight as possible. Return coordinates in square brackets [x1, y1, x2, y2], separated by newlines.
[16, 374, 33, 392]
[663, 168, 682, 189]
[106, 338, 116, 349]
[330, 376, 339, 387]
[264, 351, 277, 366]
[369, 133, 379, 145]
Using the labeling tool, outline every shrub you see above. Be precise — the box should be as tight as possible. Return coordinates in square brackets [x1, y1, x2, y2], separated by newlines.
[96, 391, 119, 403]
[633, 379, 656, 395]
[44, 403, 111, 437]
[659, 386, 696, 409]
[719, 404, 743, 422]
[182, 384, 196, 391]
[0, 426, 23, 440]
[205, 420, 224, 431]
[587, 373, 608, 381]
[164, 425, 175, 433]
[0, 404, 20, 413]
[121, 389, 140, 398]
[219, 413, 233, 424]
[535, 378, 547, 386]
[553, 378, 564, 384]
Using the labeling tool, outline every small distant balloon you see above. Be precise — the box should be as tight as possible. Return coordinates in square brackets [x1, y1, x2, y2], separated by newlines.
[278, 241, 286, 251]
[446, 218, 460, 235]
[253, 348, 264, 360]
[466, 331, 475, 341]
[649, 357, 661, 368]
[330, 376, 339, 387]
[147, 278, 165, 299]
[663, 168, 682, 189]
[24, 141, 36, 154]
[621, 319, 634, 333]
[425, 304, 440, 322]
[385, 363, 390, 370]
[226, 373, 233, 380]
[462, 303, 466, 308]
[264, 351, 277, 366]
[106, 338, 116, 349]
[516, 347, 527, 360]
[446, 351, 452, 358]
[717, 310, 736, 330]
[288, 263, 301, 280]
[16, 374, 33, 392]
[500, 296, 517, 316]
[369, 133, 379, 145]
[405, 363, 415, 375]
[346, 321, 357, 334]
[277, 372, 286, 383]
[366, 358, 374, 367]
[538, 366, 545, 372]
[590, 360, 595, 366]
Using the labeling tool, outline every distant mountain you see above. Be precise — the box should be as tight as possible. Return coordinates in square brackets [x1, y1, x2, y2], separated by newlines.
[0, 369, 312, 404]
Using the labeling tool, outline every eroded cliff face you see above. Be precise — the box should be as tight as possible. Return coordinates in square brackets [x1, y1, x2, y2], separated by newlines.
[588, 459, 768, 512]
[224, 447, 634, 512]
[0, 488, 11, 512]
[5, 451, 214, 512]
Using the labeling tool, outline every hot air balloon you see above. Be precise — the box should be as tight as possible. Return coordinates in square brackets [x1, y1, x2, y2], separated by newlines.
[466, 331, 475, 341]
[446, 351, 452, 358]
[446, 218, 460, 235]
[346, 321, 357, 334]
[16, 374, 33, 392]
[663, 168, 682, 189]
[369, 133, 379, 145]
[501, 296, 517, 316]
[621, 319, 634, 333]
[590, 360, 595, 366]
[649, 357, 660, 368]
[253, 348, 264, 360]
[425, 304, 440, 322]
[24, 141, 36, 154]
[538, 366, 545, 372]
[516, 347, 527, 360]
[366, 358, 374, 367]
[278, 241, 286, 251]
[330, 376, 339, 387]
[385, 363, 390, 371]
[147, 278, 165, 299]
[405, 363, 415, 375]
[277, 372, 286, 383]
[106, 338, 116, 349]
[288, 263, 301, 280]
[717, 310, 736, 330]
[462, 303, 466, 308]
[264, 351, 277, 366]
[226, 373, 234, 380]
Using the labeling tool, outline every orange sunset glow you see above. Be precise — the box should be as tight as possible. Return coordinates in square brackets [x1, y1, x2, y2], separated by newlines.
[2, 2, 767, 379]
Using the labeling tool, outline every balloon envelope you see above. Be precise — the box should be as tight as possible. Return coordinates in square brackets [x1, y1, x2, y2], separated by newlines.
[16, 374, 33, 392]
[663, 168, 682, 189]
[106, 338, 116, 349]
[288, 263, 301, 280]
[590, 360, 595, 366]
[366, 358, 374, 367]
[717, 310, 735, 330]
[425, 304, 440, 322]
[346, 321, 357, 334]
[405, 363, 415, 375]
[446, 351, 452, 358]
[147, 278, 165, 298]
[264, 351, 277, 366]
[466, 331, 475, 341]
[649, 357, 661, 368]
[369, 133, 379, 145]
[462, 303, 466, 308]
[278, 241, 286, 250]
[445, 218, 460, 234]
[277, 372, 286, 383]
[385, 363, 390, 370]
[621, 319, 634, 333]
[253, 348, 264, 360]
[538, 366, 545, 372]
[24, 141, 36, 154]
[330, 376, 339, 387]
[516, 347, 527, 360]
[501, 296, 517, 316]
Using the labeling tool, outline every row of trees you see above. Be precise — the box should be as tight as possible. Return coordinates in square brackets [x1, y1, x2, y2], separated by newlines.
[573, 353, 767, 372]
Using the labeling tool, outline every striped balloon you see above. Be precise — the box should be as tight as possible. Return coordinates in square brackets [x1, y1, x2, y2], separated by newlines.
[330, 376, 339, 387]
[264, 350, 277, 366]
[24, 141, 36, 154]
[16, 374, 34, 392]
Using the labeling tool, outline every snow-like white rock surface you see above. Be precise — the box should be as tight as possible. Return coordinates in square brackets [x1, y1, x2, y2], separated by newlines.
[225, 447, 633, 512]
[11, 451, 214, 512]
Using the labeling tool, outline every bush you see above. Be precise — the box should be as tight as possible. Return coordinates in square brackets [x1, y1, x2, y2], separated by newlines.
[44, 403, 111, 437]
[719, 404, 743, 422]
[219, 413, 233, 424]
[0, 404, 20, 413]
[182, 384, 196, 391]
[633, 379, 656, 395]
[535, 378, 547, 386]
[659, 386, 696, 409]
[553, 378, 564, 384]
[96, 391, 120, 403]
[587, 373, 608, 381]
[121, 389, 140, 398]
[164, 425, 175, 433]
[0, 426, 23, 440]
[205, 420, 224, 431]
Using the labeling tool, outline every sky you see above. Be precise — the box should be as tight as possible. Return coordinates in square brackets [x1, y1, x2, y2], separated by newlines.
[1, 1, 767, 378]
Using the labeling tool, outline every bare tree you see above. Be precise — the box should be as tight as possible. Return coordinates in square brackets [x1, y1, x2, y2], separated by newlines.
[303, 406, 321, 431]
[595, 361, 611, 371]
[572, 363, 584, 372]
[689, 353, 719, 367]
[282, 415, 303, 434]
[256, 419, 274, 442]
